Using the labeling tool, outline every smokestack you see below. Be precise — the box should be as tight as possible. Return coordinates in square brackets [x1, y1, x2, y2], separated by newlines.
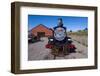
[57, 18, 63, 27]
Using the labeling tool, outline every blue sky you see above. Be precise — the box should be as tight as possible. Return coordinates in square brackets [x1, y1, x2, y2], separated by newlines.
[28, 15, 88, 31]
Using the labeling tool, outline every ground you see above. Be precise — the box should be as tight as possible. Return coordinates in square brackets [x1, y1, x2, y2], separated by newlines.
[28, 37, 88, 61]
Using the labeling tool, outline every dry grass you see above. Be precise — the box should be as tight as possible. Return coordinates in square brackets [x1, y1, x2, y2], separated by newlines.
[68, 31, 88, 46]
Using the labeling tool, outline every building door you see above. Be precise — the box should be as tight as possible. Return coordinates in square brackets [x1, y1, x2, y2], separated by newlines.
[37, 32, 45, 37]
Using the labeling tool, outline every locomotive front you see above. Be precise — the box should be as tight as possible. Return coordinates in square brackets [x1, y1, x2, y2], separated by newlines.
[46, 18, 76, 59]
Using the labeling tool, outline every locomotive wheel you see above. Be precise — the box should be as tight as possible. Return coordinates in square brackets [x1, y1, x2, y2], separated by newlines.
[51, 46, 59, 56]
[63, 45, 69, 55]
[51, 45, 69, 59]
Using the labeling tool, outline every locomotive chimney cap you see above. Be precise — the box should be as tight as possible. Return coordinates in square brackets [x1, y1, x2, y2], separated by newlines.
[58, 18, 62, 21]
[58, 18, 63, 27]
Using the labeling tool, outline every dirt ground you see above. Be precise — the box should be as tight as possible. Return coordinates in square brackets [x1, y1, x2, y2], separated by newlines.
[28, 37, 88, 61]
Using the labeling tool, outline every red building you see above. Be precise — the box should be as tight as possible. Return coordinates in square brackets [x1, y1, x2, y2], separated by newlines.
[30, 24, 53, 37]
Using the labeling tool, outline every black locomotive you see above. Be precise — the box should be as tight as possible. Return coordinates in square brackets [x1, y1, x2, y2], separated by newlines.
[46, 18, 76, 59]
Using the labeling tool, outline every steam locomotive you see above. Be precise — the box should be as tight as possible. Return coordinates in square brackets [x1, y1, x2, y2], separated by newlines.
[46, 18, 76, 59]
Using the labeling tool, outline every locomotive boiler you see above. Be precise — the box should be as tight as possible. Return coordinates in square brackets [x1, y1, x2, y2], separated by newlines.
[46, 18, 76, 59]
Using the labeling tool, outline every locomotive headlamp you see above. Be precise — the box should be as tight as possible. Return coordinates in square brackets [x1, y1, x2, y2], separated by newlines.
[68, 39, 72, 41]
[50, 39, 53, 41]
